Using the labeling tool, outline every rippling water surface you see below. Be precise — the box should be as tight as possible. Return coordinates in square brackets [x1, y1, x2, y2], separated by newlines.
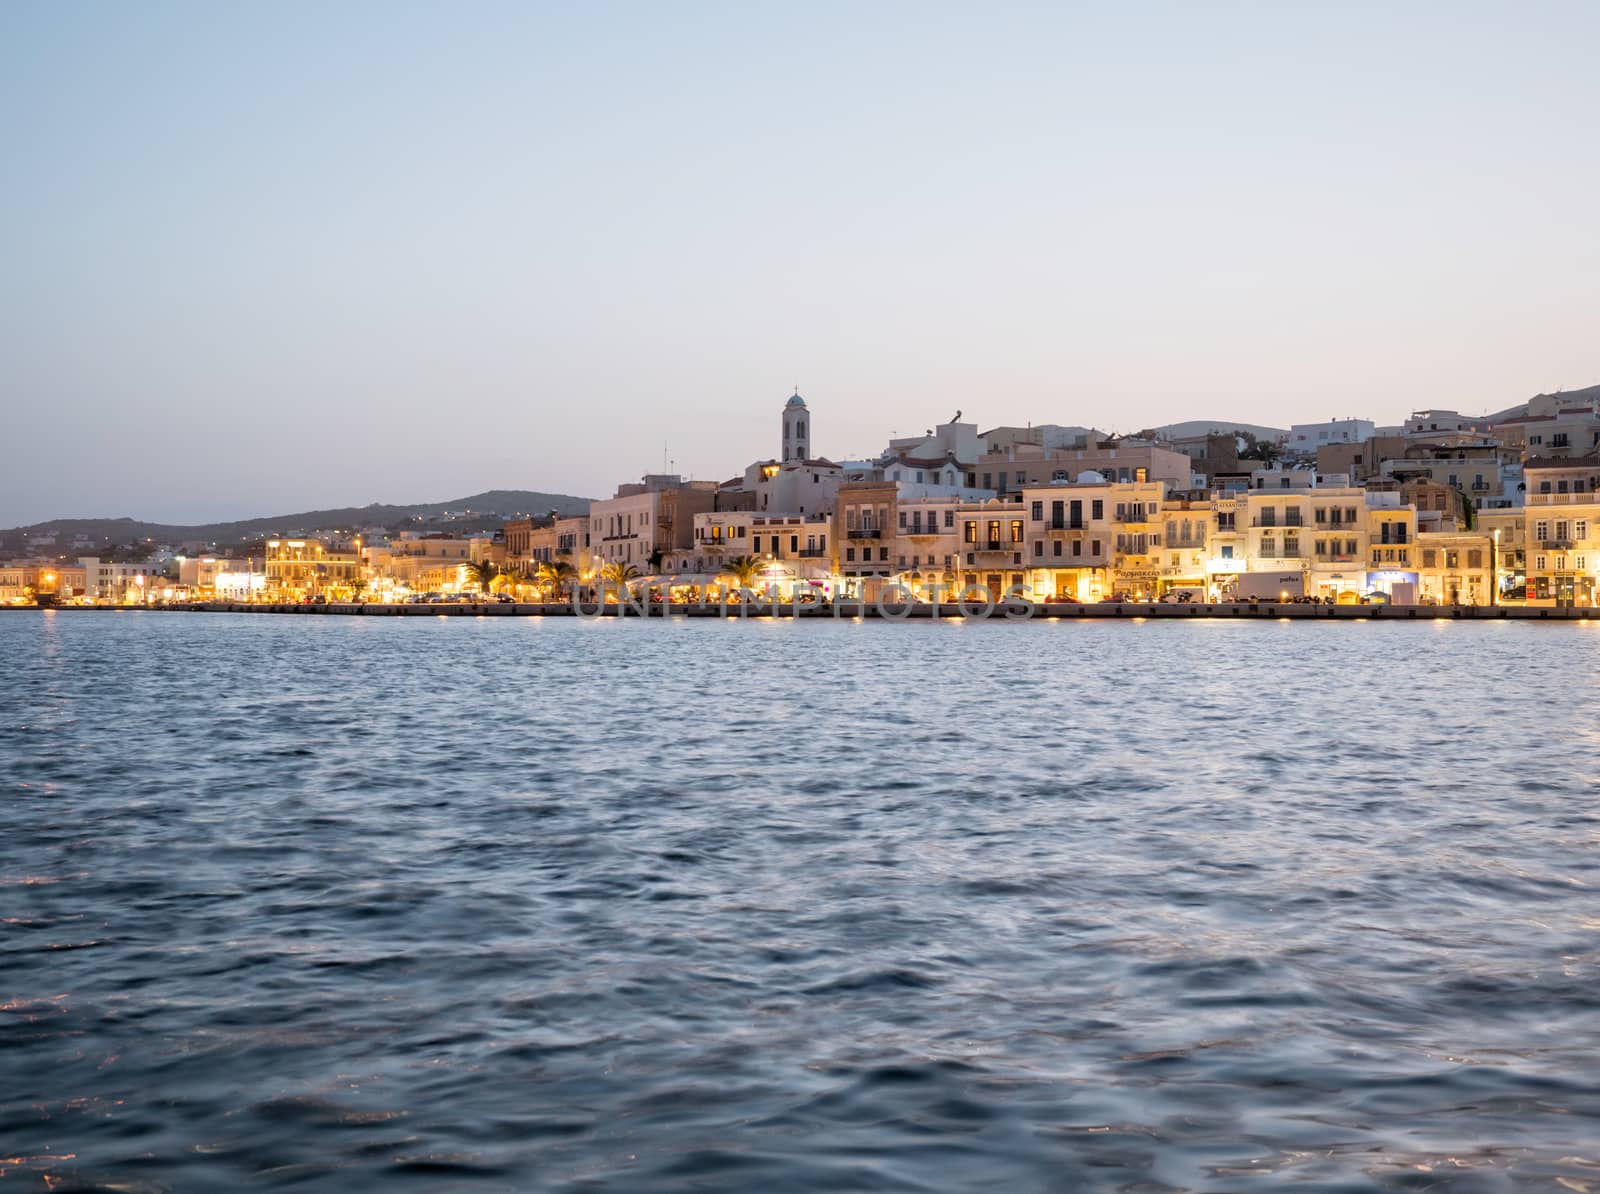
[3, 611, 1600, 1192]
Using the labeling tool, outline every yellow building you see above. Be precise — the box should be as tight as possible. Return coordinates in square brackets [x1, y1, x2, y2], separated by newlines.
[1522, 456, 1600, 605]
[265, 539, 360, 599]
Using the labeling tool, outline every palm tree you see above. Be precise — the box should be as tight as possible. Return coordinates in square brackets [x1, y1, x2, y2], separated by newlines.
[536, 560, 576, 601]
[601, 561, 641, 589]
[465, 559, 499, 593]
[494, 567, 527, 597]
[722, 555, 764, 595]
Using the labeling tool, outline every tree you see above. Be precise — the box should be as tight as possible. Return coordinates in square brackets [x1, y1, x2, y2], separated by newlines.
[465, 559, 499, 592]
[536, 560, 576, 601]
[495, 567, 527, 597]
[601, 561, 641, 591]
[722, 555, 764, 593]
[350, 577, 370, 601]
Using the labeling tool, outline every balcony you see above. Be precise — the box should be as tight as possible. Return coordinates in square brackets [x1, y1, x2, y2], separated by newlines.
[1528, 492, 1585, 506]
[1116, 511, 1154, 525]
[601, 533, 639, 542]
[1046, 519, 1087, 533]
[1542, 539, 1575, 551]
[847, 528, 881, 540]
[971, 542, 1020, 560]
[904, 525, 943, 538]
[797, 547, 828, 558]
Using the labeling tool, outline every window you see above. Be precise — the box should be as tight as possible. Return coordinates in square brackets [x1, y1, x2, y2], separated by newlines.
[1092, 500, 1104, 520]
[1010, 520, 1024, 543]
[1031, 501, 1043, 521]
[878, 547, 888, 561]
[1578, 521, 1589, 540]
[1053, 540, 1062, 557]
[753, 536, 762, 552]
[845, 547, 855, 562]
[1072, 540, 1082, 557]
[898, 511, 907, 529]
[943, 510, 954, 528]
[916, 471, 924, 483]
[1033, 541, 1043, 557]
[1221, 545, 1233, 559]
[964, 521, 977, 543]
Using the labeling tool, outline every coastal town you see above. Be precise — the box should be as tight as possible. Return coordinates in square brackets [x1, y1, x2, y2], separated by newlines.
[7, 384, 1600, 611]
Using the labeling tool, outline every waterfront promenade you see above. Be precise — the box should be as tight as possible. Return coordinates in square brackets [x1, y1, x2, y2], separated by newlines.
[9, 600, 1595, 621]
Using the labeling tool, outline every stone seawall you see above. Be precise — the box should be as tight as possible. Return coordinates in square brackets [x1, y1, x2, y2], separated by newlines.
[12, 601, 1594, 621]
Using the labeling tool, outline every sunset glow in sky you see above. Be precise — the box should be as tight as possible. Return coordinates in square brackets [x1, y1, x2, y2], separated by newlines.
[3, 1, 1597, 523]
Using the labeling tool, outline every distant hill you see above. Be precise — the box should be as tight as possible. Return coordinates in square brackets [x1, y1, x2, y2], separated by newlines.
[1153, 420, 1288, 442]
[2, 489, 592, 553]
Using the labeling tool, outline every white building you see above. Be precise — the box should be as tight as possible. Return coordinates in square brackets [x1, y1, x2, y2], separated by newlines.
[1288, 418, 1375, 455]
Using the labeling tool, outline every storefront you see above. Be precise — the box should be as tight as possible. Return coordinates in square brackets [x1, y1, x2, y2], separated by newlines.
[1367, 569, 1419, 603]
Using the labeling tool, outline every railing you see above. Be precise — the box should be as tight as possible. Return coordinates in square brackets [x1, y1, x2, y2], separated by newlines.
[1528, 491, 1596, 506]
[1046, 519, 1086, 531]
[797, 547, 828, 558]
[847, 528, 880, 539]
[601, 533, 638, 542]
[1542, 539, 1575, 551]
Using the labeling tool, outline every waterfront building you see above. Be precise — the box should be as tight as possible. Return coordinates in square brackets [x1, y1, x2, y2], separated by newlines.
[1107, 480, 1170, 600]
[1156, 495, 1212, 598]
[1477, 508, 1526, 602]
[175, 556, 259, 599]
[952, 496, 1030, 599]
[79, 557, 169, 603]
[834, 481, 898, 592]
[890, 495, 962, 600]
[1416, 532, 1494, 605]
[264, 539, 360, 599]
[1522, 456, 1600, 605]
[0, 562, 36, 603]
[587, 475, 718, 576]
[668, 510, 832, 586]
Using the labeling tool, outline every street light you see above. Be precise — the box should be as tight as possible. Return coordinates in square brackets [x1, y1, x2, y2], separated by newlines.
[1489, 528, 1498, 606]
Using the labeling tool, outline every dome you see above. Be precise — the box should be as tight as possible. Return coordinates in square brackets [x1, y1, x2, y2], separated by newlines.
[785, 390, 806, 408]
[1076, 469, 1107, 484]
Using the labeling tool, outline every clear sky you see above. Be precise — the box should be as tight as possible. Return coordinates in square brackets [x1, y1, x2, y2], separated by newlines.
[3, 1, 1597, 525]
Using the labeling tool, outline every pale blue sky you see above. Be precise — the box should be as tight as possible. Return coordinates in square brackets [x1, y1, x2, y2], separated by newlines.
[3, 1, 1597, 524]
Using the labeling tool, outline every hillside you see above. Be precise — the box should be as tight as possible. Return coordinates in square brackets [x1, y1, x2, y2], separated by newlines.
[2, 489, 592, 553]
[1153, 420, 1288, 442]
